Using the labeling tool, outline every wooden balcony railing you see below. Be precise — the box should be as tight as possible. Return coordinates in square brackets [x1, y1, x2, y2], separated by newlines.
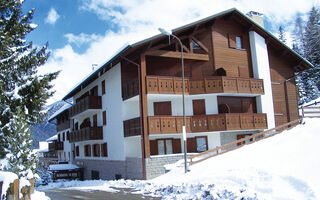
[57, 120, 70, 132]
[49, 141, 64, 151]
[148, 113, 267, 134]
[122, 79, 139, 100]
[123, 117, 141, 137]
[146, 76, 264, 95]
[69, 96, 102, 118]
[69, 127, 103, 143]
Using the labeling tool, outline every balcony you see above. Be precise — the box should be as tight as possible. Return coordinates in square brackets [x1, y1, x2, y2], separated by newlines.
[69, 96, 102, 118]
[146, 75, 264, 95]
[148, 113, 267, 134]
[49, 141, 64, 151]
[57, 120, 70, 132]
[69, 127, 103, 143]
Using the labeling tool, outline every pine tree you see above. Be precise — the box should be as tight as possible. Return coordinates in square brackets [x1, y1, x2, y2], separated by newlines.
[278, 25, 287, 44]
[0, 0, 59, 159]
[4, 108, 37, 177]
[293, 7, 320, 104]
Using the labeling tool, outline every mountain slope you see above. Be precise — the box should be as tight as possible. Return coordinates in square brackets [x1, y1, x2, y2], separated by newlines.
[32, 101, 66, 148]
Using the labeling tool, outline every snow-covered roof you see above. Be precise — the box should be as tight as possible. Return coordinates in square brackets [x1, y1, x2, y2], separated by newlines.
[48, 103, 72, 122]
[48, 164, 81, 171]
[46, 134, 58, 142]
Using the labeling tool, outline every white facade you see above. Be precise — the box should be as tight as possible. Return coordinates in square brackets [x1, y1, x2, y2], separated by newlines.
[249, 31, 276, 129]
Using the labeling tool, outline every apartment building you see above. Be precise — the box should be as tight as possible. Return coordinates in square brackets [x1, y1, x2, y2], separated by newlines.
[49, 8, 312, 180]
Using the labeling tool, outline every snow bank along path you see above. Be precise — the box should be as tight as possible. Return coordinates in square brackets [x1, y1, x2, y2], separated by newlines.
[37, 118, 320, 200]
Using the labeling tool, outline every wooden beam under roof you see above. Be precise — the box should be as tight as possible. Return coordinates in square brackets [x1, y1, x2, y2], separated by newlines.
[145, 50, 209, 61]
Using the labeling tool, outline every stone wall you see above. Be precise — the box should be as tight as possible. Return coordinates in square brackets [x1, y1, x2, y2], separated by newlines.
[74, 157, 143, 180]
[145, 154, 185, 179]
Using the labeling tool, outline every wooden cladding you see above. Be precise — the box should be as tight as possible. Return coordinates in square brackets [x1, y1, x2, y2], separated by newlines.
[122, 79, 139, 100]
[57, 120, 70, 132]
[123, 117, 141, 137]
[146, 75, 264, 95]
[69, 96, 102, 118]
[69, 127, 103, 142]
[49, 141, 64, 151]
[148, 113, 267, 134]
[145, 50, 209, 61]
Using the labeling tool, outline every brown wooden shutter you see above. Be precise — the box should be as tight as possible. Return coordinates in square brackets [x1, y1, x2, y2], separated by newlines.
[150, 140, 158, 155]
[103, 110, 107, 125]
[101, 143, 108, 157]
[187, 138, 197, 153]
[172, 139, 181, 153]
[228, 33, 236, 48]
[76, 146, 79, 156]
[154, 101, 172, 116]
[93, 114, 97, 127]
[102, 80, 106, 95]
[192, 99, 206, 115]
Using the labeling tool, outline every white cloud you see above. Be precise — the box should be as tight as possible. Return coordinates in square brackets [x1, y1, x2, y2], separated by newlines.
[42, 0, 317, 104]
[64, 33, 102, 46]
[45, 8, 60, 25]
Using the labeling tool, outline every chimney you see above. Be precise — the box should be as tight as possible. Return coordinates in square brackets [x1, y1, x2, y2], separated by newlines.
[246, 11, 264, 28]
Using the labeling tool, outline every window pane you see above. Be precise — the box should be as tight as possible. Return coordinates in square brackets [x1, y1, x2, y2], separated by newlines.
[196, 137, 207, 152]
[158, 140, 165, 155]
[236, 36, 242, 49]
[166, 140, 173, 154]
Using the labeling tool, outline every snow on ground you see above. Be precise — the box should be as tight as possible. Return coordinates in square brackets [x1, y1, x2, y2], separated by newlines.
[36, 118, 320, 200]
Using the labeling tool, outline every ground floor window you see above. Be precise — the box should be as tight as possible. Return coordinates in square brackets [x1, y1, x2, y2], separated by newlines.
[196, 136, 208, 152]
[187, 136, 208, 153]
[158, 139, 173, 155]
[84, 145, 91, 157]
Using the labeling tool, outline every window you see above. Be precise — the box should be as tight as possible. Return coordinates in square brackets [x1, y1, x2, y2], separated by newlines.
[228, 34, 243, 49]
[102, 80, 106, 95]
[76, 146, 79, 157]
[236, 36, 242, 49]
[84, 145, 91, 157]
[63, 132, 65, 141]
[101, 143, 108, 157]
[68, 152, 71, 161]
[93, 144, 100, 157]
[157, 139, 173, 155]
[58, 134, 61, 142]
[196, 137, 208, 152]
[191, 40, 200, 50]
[103, 110, 107, 125]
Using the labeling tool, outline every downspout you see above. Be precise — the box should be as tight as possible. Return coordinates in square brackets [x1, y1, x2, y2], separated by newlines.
[120, 55, 146, 180]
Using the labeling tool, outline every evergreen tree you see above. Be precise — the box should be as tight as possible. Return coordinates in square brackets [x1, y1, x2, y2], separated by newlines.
[4, 108, 37, 177]
[293, 7, 320, 104]
[278, 25, 287, 44]
[0, 0, 59, 159]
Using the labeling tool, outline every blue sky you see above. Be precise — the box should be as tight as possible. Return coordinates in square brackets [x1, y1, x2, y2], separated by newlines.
[21, 0, 318, 103]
